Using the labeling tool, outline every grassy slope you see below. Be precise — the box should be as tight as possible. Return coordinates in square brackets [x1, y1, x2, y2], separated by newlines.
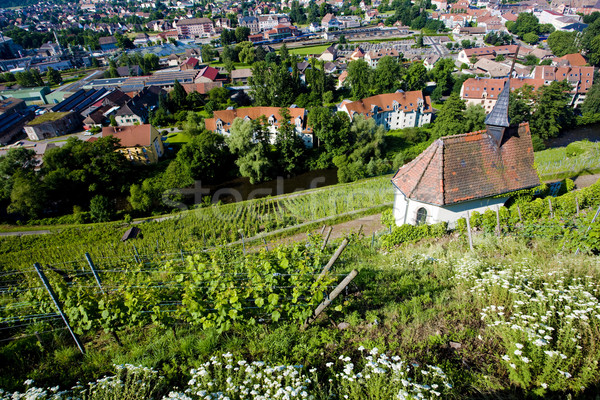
[2, 231, 599, 399]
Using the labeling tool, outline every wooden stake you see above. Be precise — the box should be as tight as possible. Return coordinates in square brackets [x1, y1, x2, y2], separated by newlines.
[576, 205, 600, 255]
[548, 197, 553, 219]
[517, 205, 523, 223]
[495, 206, 501, 235]
[465, 212, 474, 251]
[318, 238, 350, 279]
[321, 227, 333, 251]
[320, 225, 326, 235]
[84, 253, 104, 294]
[303, 269, 358, 329]
[576, 196, 580, 217]
[34, 263, 85, 354]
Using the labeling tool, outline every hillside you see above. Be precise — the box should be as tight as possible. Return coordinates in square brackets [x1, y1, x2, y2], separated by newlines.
[1, 176, 600, 398]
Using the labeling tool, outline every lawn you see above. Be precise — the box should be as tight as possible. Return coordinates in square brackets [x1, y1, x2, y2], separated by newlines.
[288, 44, 332, 55]
[535, 140, 600, 180]
[164, 131, 193, 144]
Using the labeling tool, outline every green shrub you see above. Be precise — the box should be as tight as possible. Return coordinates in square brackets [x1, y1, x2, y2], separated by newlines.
[381, 209, 394, 229]
[565, 141, 587, 157]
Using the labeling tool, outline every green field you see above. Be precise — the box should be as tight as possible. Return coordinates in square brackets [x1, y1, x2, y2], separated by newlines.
[288, 44, 332, 55]
[535, 140, 600, 180]
[164, 131, 193, 144]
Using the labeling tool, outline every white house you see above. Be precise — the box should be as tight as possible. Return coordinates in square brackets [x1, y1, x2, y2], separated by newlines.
[338, 90, 433, 130]
[391, 82, 539, 227]
[204, 106, 313, 148]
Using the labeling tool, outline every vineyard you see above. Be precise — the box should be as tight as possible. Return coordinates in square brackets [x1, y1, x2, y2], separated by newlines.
[0, 175, 393, 273]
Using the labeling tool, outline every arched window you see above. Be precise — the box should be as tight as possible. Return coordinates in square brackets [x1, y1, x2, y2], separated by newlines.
[415, 207, 427, 226]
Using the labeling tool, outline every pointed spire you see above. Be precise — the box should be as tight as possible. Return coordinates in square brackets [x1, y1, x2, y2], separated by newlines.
[485, 79, 510, 128]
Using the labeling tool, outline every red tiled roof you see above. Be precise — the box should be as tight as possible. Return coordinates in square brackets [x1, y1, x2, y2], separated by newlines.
[205, 107, 306, 131]
[198, 66, 219, 81]
[182, 82, 223, 94]
[391, 123, 540, 206]
[463, 45, 519, 57]
[533, 65, 595, 93]
[101, 124, 156, 147]
[461, 77, 545, 100]
[557, 53, 587, 67]
[342, 91, 432, 117]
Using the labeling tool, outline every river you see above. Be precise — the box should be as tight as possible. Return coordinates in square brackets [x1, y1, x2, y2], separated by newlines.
[546, 123, 600, 148]
[193, 169, 339, 204]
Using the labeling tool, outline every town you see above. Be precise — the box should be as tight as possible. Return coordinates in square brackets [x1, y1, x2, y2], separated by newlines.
[1, 0, 600, 398]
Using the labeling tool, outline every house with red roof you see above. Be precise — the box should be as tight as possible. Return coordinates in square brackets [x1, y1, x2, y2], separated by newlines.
[391, 81, 539, 226]
[338, 90, 433, 130]
[532, 65, 594, 107]
[460, 77, 545, 112]
[180, 57, 202, 70]
[194, 66, 221, 83]
[205, 106, 313, 148]
[553, 53, 587, 67]
[101, 124, 164, 165]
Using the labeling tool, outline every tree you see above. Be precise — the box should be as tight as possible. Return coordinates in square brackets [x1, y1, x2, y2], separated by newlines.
[523, 32, 539, 45]
[346, 59, 371, 100]
[547, 31, 580, 57]
[46, 67, 62, 86]
[7, 173, 45, 219]
[0, 147, 38, 203]
[225, 117, 272, 183]
[309, 108, 352, 159]
[530, 80, 574, 139]
[430, 58, 455, 95]
[509, 12, 540, 38]
[110, 115, 117, 126]
[221, 29, 236, 45]
[280, 44, 290, 64]
[275, 108, 305, 174]
[170, 79, 187, 110]
[235, 26, 251, 43]
[469, 55, 478, 65]
[237, 41, 255, 64]
[416, 34, 424, 48]
[463, 104, 486, 133]
[508, 85, 535, 126]
[582, 80, 600, 115]
[89, 195, 114, 222]
[115, 33, 134, 49]
[249, 61, 299, 106]
[201, 44, 217, 63]
[175, 130, 228, 182]
[496, 54, 505, 62]
[431, 93, 467, 138]
[373, 55, 401, 93]
[143, 53, 160, 72]
[255, 45, 267, 62]
[404, 62, 427, 91]
[524, 54, 539, 66]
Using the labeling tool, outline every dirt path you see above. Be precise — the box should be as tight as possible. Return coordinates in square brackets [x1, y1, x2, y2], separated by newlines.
[261, 212, 385, 249]
[573, 173, 600, 189]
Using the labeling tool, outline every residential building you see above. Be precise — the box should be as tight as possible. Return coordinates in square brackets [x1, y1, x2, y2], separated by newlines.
[532, 65, 595, 106]
[460, 77, 545, 112]
[175, 18, 215, 38]
[238, 16, 259, 33]
[457, 45, 520, 64]
[391, 82, 539, 227]
[102, 124, 164, 165]
[258, 14, 291, 31]
[205, 106, 313, 147]
[338, 90, 433, 130]
[319, 45, 338, 62]
[321, 13, 342, 30]
[194, 66, 220, 83]
[114, 99, 147, 126]
[553, 53, 587, 66]
[364, 49, 400, 68]
[231, 68, 253, 84]
[99, 36, 118, 51]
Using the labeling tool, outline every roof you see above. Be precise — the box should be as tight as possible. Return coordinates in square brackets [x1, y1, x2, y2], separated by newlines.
[461, 77, 545, 100]
[533, 65, 594, 93]
[99, 36, 117, 45]
[557, 53, 587, 67]
[197, 66, 219, 81]
[342, 91, 432, 117]
[27, 112, 73, 126]
[485, 79, 510, 128]
[176, 17, 212, 26]
[231, 69, 253, 79]
[182, 81, 223, 94]
[463, 45, 519, 57]
[391, 123, 540, 206]
[366, 49, 400, 60]
[101, 124, 156, 147]
[205, 107, 306, 131]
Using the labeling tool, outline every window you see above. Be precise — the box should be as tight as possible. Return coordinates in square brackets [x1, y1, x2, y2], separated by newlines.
[415, 207, 427, 225]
